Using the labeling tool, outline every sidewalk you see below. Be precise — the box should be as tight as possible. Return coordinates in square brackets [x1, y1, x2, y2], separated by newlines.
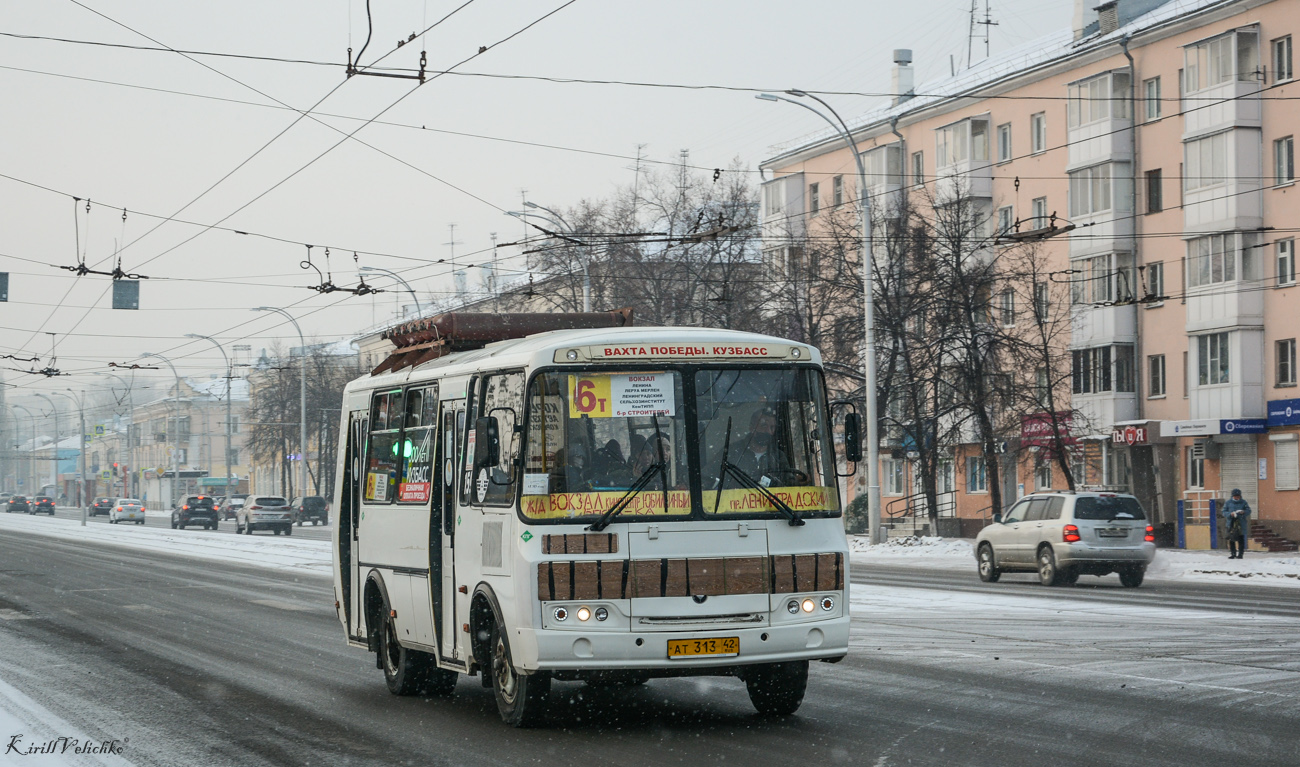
[849, 535, 1300, 588]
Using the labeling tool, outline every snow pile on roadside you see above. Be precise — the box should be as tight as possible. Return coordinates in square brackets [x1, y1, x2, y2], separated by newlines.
[0, 676, 134, 766]
[0, 513, 330, 576]
[848, 533, 1300, 587]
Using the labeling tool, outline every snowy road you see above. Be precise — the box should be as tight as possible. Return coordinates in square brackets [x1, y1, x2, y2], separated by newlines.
[38, 506, 334, 543]
[1, 531, 1298, 766]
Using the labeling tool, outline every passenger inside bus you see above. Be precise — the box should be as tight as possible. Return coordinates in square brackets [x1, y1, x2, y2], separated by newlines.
[708, 405, 810, 489]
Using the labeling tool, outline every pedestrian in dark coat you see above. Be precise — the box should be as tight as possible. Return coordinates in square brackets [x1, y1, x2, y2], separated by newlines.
[1222, 489, 1251, 559]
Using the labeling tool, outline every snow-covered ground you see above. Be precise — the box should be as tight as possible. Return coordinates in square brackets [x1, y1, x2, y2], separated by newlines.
[0, 512, 330, 576]
[0, 676, 133, 767]
[850, 534, 1300, 588]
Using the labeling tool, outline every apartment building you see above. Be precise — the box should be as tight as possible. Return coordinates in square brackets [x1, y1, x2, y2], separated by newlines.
[760, 0, 1300, 545]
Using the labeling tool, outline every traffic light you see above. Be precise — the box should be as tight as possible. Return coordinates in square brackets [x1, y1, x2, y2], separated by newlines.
[112, 462, 120, 477]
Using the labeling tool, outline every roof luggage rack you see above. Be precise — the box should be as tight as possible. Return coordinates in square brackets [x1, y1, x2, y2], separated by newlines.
[371, 308, 633, 375]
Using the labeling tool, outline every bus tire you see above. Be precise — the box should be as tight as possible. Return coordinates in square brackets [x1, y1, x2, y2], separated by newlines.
[744, 660, 808, 716]
[489, 622, 550, 727]
[379, 612, 429, 696]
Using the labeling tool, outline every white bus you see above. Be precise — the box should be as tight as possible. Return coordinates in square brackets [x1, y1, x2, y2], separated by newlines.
[331, 314, 859, 726]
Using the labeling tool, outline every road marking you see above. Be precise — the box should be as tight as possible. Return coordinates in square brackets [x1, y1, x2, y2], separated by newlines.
[0, 608, 33, 620]
[251, 599, 311, 612]
[123, 604, 172, 615]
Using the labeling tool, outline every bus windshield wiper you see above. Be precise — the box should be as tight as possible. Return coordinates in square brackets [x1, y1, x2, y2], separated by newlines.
[588, 415, 671, 532]
[587, 461, 664, 532]
[720, 460, 805, 526]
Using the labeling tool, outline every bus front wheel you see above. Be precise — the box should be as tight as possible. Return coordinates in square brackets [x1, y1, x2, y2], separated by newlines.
[490, 622, 550, 727]
[744, 660, 808, 716]
[379, 613, 432, 696]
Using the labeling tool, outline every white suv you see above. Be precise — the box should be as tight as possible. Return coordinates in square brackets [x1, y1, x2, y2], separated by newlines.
[236, 495, 293, 536]
[974, 492, 1156, 587]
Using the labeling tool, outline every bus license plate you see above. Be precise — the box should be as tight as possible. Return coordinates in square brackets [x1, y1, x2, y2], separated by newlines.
[667, 637, 739, 659]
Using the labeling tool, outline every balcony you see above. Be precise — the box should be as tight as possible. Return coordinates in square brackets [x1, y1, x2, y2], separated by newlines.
[760, 173, 805, 245]
[933, 114, 993, 202]
[1188, 329, 1265, 420]
[1183, 232, 1266, 333]
[1065, 71, 1133, 172]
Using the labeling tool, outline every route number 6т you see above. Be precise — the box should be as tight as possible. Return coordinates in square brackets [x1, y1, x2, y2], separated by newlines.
[568, 375, 611, 417]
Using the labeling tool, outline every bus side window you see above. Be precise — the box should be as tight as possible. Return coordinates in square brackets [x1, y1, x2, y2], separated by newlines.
[459, 378, 477, 504]
[364, 389, 403, 503]
[478, 372, 525, 505]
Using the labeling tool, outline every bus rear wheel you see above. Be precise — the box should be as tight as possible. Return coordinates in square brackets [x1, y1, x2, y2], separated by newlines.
[379, 613, 431, 696]
[744, 660, 808, 716]
[490, 622, 550, 727]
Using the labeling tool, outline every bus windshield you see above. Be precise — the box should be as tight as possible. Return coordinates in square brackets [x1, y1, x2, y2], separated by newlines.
[520, 366, 840, 522]
[695, 368, 838, 517]
[522, 371, 690, 520]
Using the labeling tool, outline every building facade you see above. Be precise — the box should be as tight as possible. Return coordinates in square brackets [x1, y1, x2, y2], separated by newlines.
[761, 0, 1300, 545]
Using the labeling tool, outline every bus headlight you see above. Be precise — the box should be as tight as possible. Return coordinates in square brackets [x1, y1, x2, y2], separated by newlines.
[801, 599, 815, 613]
[786, 600, 800, 614]
[576, 606, 591, 622]
[553, 607, 569, 622]
[594, 607, 609, 622]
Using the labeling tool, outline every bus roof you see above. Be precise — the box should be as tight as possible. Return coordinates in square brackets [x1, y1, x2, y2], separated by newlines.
[353, 325, 823, 391]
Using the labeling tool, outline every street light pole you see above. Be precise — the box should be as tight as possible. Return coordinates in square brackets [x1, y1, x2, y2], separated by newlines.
[11, 404, 36, 496]
[55, 390, 87, 525]
[97, 371, 135, 497]
[757, 90, 882, 545]
[358, 267, 422, 318]
[186, 334, 234, 501]
[32, 393, 60, 497]
[253, 308, 307, 499]
[144, 353, 184, 511]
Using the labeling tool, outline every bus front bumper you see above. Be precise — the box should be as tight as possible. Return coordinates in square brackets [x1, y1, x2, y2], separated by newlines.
[515, 616, 850, 672]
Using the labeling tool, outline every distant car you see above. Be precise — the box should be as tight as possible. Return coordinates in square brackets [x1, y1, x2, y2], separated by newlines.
[31, 496, 56, 515]
[88, 496, 116, 517]
[236, 495, 292, 536]
[109, 498, 146, 525]
[218, 494, 248, 521]
[974, 492, 1157, 588]
[6, 495, 30, 513]
[290, 496, 329, 526]
[171, 495, 219, 531]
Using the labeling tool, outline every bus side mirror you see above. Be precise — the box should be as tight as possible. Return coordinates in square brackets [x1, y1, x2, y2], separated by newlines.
[473, 416, 501, 473]
[843, 412, 863, 464]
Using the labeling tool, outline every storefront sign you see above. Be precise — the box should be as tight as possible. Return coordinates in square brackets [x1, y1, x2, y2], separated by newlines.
[1019, 412, 1075, 448]
[1111, 425, 1149, 446]
[1160, 418, 1268, 437]
[1267, 398, 1300, 427]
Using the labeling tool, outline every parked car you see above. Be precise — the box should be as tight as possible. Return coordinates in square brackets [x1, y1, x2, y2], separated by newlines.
[218, 494, 248, 521]
[974, 492, 1156, 588]
[6, 495, 30, 513]
[109, 498, 146, 525]
[88, 496, 116, 517]
[290, 496, 329, 526]
[31, 496, 56, 515]
[171, 495, 219, 531]
[236, 496, 293, 536]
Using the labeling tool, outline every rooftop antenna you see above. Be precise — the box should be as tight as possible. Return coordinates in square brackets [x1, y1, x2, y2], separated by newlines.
[445, 223, 465, 298]
[978, 0, 999, 60]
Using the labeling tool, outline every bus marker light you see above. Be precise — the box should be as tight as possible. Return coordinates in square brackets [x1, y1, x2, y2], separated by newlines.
[553, 607, 569, 622]
[786, 600, 799, 614]
[801, 599, 815, 613]
[577, 607, 591, 622]
[820, 596, 835, 611]
[566, 349, 579, 361]
[389, 609, 397, 618]
[594, 607, 609, 621]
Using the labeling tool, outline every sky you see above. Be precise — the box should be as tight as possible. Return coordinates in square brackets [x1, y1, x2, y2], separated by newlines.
[0, 0, 1071, 419]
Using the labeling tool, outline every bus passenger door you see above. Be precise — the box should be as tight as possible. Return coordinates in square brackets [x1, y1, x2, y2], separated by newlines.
[341, 410, 366, 639]
[435, 401, 462, 661]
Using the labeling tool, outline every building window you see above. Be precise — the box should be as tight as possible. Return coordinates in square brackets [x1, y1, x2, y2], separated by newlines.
[937, 460, 954, 494]
[1034, 367, 1050, 407]
[1146, 261, 1165, 301]
[809, 183, 820, 215]
[997, 123, 1012, 162]
[997, 205, 1014, 236]
[998, 289, 1015, 326]
[1035, 451, 1053, 490]
[1069, 164, 1113, 216]
[1143, 76, 1162, 121]
[227, 448, 240, 465]
[1279, 239, 1296, 286]
[1187, 233, 1236, 287]
[1274, 35, 1293, 82]
[1184, 132, 1227, 190]
[1149, 354, 1166, 397]
[1067, 72, 1130, 127]
[865, 145, 904, 189]
[1279, 338, 1298, 386]
[229, 415, 240, 434]
[832, 175, 844, 207]
[1276, 438, 1300, 491]
[967, 456, 988, 493]
[1031, 197, 1048, 228]
[1184, 29, 1258, 92]
[1276, 136, 1295, 185]
[1188, 448, 1205, 489]
[936, 119, 988, 169]
[883, 458, 906, 496]
[911, 151, 924, 187]
[1030, 112, 1046, 153]
[1197, 332, 1231, 386]
[1033, 281, 1050, 321]
[1072, 344, 1136, 394]
[1145, 168, 1163, 213]
[1071, 253, 1134, 304]
[1183, 350, 1189, 398]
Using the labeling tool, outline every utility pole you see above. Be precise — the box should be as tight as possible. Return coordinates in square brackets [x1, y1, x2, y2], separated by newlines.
[98, 371, 135, 498]
[11, 404, 36, 496]
[32, 393, 60, 495]
[55, 390, 87, 525]
[186, 334, 233, 503]
[144, 353, 184, 510]
[446, 223, 465, 299]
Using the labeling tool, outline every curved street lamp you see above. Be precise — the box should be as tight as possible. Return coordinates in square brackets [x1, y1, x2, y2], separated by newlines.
[143, 352, 185, 510]
[31, 393, 60, 495]
[186, 334, 235, 500]
[757, 90, 882, 545]
[95, 371, 136, 498]
[253, 307, 307, 498]
[359, 266, 422, 318]
[508, 204, 590, 312]
[54, 390, 88, 521]
[10, 404, 36, 496]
